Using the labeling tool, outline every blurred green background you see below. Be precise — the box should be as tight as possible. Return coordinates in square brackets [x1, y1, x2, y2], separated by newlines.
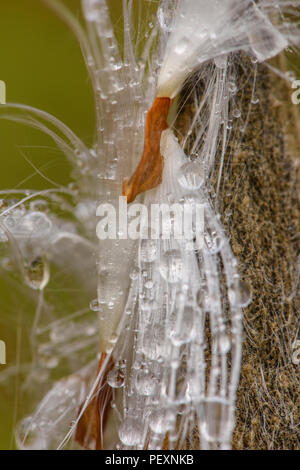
[0, 0, 95, 449]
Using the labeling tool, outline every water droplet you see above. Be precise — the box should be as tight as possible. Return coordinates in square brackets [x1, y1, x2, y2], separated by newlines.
[214, 55, 227, 69]
[22, 211, 52, 237]
[141, 325, 166, 361]
[30, 200, 48, 212]
[90, 298, 101, 311]
[16, 417, 47, 450]
[129, 266, 140, 280]
[233, 108, 241, 119]
[39, 354, 59, 369]
[228, 281, 251, 307]
[159, 249, 183, 284]
[199, 399, 231, 443]
[149, 410, 173, 435]
[177, 161, 205, 191]
[170, 306, 195, 346]
[204, 232, 223, 254]
[118, 417, 142, 446]
[107, 366, 125, 388]
[25, 257, 50, 290]
[140, 239, 158, 263]
[196, 284, 209, 311]
[218, 333, 231, 354]
[175, 37, 189, 55]
[136, 370, 157, 396]
[228, 81, 237, 94]
[144, 279, 154, 289]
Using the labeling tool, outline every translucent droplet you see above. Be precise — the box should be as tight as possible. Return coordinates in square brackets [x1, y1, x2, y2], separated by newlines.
[140, 239, 158, 263]
[204, 231, 223, 254]
[144, 279, 154, 289]
[90, 298, 101, 311]
[228, 281, 251, 307]
[159, 249, 183, 284]
[135, 370, 157, 396]
[22, 211, 52, 237]
[218, 333, 231, 354]
[107, 366, 125, 388]
[170, 306, 195, 346]
[175, 37, 189, 55]
[149, 410, 173, 435]
[25, 257, 50, 290]
[129, 266, 140, 280]
[199, 399, 231, 443]
[39, 354, 59, 369]
[141, 325, 166, 361]
[228, 81, 237, 94]
[177, 161, 205, 191]
[30, 200, 48, 212]
[118, 417, 142, 446]
[233, 108, 241, 118]
[16, 417, 47, 450]
[196, 284, 209, 311]
[214, 55, 227, 69]
[251, 97, 259, 105]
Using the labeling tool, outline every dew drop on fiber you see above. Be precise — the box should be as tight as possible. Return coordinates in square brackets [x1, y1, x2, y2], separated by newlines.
[175, 37, 189, 55]
[140, 239, 158, 263]
[159, 249, 183, 284]
[129, 266, 140, 280]
[25, 257, 50, 290]
[228, 281, 252, 307]
[218, 333, 231, 354]
[22, 211, 52, 236]
[16, 417, 46, 450]
[204, 231, 223, 254]
[90, 298, 101, 311]
[135, 370, 157, 396]
[149, 410, 173, 435]
[177, 161, 205, 191]
[118, 418, 142, 446]
[170, 306, 195, 346]
[107, 366, 125, 388]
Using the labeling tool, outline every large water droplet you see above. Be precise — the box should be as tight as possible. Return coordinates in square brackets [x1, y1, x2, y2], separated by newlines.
[170, 306, 195, 346]
[177, 161, 205, 191]
[203, 231, 223, 254]
[149, 410, 173, 435]
[22, 211, 52, 237]
[175, 37, 189, 55]
[136, 370, 157, 396]
[25, 257, 50, 290]
[141, 325, 166, 361]
[16, 417, 48, 450]
[118, 417, 142, 446]
[107, 366, 125, 388]
[90, 298, 101, 311]
[228, 281, 251, 307]
[218, 333, 231, 354]
[129, 266, 140, 280]
[199, 399, 231, 443]
[159, 249, 183, 284]
[140, 239, 158, 263]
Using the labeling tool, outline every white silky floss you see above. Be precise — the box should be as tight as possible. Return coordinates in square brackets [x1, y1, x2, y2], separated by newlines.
[157, 0, 288, 98]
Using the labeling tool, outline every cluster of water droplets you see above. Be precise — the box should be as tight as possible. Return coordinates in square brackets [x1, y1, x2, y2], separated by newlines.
[103, 122, 251, 449]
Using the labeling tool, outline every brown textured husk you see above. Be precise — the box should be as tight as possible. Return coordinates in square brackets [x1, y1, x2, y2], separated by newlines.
[176, 54, 300, 450]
